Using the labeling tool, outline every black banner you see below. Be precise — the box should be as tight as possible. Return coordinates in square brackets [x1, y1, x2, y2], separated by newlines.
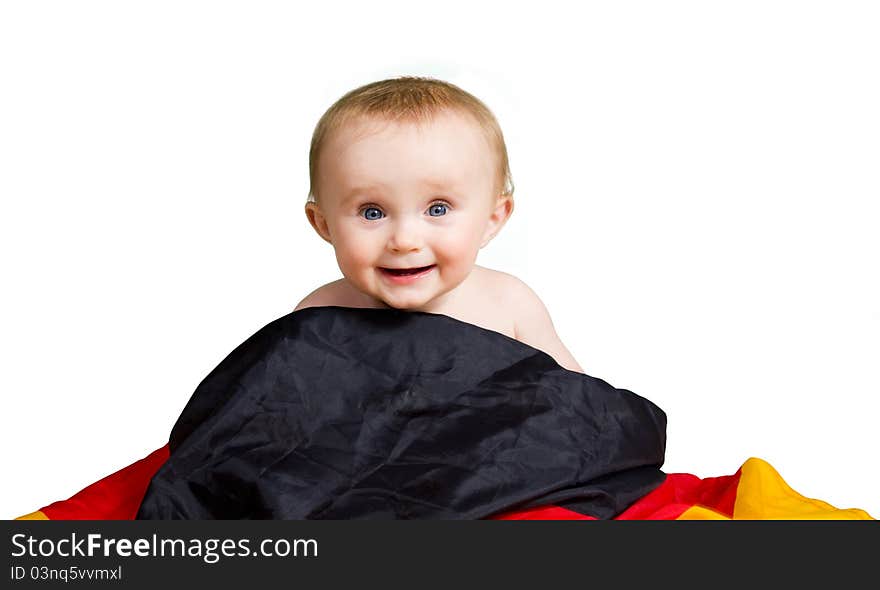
[2, 520, 876, 588]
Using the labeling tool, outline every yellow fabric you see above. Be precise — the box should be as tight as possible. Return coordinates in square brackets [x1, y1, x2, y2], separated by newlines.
[15, 510, 49, 520]
[732, 457, 874, 520]
[675, 457, 875, 520]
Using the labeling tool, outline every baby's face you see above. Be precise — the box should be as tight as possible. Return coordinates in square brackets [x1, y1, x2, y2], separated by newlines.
[307, 110, 511, 311]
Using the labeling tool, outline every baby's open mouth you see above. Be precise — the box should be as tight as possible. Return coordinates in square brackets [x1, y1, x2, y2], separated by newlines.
[379, 265, 436, 277]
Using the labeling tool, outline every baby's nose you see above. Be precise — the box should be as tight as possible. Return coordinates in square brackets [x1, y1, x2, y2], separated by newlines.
[387, 219, 423, 252]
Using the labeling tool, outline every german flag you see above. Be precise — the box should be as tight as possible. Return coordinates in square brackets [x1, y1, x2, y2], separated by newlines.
[13, 308, 875, 521]
[16, 447, 873, 520]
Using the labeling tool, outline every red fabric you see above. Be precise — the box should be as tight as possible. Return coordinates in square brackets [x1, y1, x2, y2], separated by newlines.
[491, 505, 597, 520]
[613, 471, 741, 520]
[41, 445, 169, 520]
[493, 471, 743, 520]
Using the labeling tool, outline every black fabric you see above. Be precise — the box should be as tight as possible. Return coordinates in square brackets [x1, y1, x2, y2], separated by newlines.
[136, 306, 667, 520]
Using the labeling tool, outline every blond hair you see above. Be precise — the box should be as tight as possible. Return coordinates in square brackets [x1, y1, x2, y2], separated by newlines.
[307, 76, 514, 203]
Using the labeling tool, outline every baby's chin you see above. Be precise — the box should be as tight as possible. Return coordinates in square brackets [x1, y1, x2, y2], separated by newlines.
[391, 302, 433, 312]
[341, 279, 430, 311]
[373, 293, 433, 312]
[371, 286, 451, 313]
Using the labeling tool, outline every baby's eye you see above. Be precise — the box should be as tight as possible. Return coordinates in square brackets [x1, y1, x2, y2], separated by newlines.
[428, 203, 448, 217]
[361, 207, 384, 221]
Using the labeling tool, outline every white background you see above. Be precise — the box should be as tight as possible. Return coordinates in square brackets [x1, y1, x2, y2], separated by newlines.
[1, 1, 877, 519]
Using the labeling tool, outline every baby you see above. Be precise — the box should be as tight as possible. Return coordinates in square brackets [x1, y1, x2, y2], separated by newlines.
[295, 76, 583, 373]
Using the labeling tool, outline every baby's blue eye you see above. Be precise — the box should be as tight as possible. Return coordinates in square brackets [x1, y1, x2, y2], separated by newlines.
[362, 207, 384, 221]
[428, 203, 448, 217]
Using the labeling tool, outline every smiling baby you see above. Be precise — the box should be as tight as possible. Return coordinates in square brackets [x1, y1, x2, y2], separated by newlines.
[295, 76, 583, 373]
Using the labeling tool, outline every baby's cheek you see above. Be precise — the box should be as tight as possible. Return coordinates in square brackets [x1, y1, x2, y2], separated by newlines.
[333, 236, 375, 280]
[436, 235, 480, 277]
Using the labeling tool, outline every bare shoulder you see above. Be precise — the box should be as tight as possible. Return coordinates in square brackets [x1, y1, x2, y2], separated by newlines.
[472, 266, 543, 309]
[487, 270, 584, 373]
[470, 265, 524, 304]
[293, 279, 354, 311]
[293, 281, 337, 311]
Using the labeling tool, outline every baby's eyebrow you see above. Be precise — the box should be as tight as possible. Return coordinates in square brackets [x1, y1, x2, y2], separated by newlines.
[340, 179, 459, 204]
[339, 184, 384, 205]
[421, 177, 457, 189]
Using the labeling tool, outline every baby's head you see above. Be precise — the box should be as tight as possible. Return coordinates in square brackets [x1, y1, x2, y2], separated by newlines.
[305, 76, 515, 311]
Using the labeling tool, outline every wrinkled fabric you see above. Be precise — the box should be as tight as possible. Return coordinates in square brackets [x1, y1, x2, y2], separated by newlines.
[136, 306, 667, 520]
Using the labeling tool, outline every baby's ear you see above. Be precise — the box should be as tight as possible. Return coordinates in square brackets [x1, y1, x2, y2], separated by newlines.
[305, 202, 333, 244]
[480, 193, 514, 248]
